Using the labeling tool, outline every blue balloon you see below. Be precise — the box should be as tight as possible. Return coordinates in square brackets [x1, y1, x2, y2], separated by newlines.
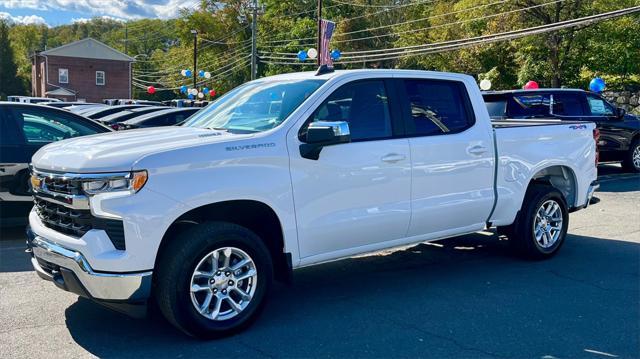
[185, 69, 192, 78]
[202, 87, 209, 95]
[297, 50, 308, 62]
[180, 85, 187, 94]
[589, 77, 605, 93]
[188, 94, 194, 99]
[330, 49, 341, 60]
[198, 70, 205, 78]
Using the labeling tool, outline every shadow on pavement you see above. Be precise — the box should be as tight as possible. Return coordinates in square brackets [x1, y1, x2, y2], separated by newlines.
[64, 232, 639, 359]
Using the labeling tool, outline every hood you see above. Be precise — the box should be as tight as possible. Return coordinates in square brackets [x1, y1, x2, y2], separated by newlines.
[32, 126, 250, 173]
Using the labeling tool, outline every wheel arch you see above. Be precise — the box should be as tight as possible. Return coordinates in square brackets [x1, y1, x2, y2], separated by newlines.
[155, 200, 291, 284]
[528, 165, 577, 208]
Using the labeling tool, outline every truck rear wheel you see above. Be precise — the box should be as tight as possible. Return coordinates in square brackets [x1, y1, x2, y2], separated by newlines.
[155, 222, 273, 338]
[504, 184, 569, 259]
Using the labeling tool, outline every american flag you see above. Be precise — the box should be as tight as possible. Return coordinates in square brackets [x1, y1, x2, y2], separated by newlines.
[319, 19, 336, 67]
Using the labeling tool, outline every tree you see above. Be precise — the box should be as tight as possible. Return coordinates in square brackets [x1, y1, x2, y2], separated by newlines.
[0, 20, 26, 99]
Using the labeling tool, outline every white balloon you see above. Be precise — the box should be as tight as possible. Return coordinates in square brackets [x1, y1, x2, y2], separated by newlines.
[181, 70, 187, 76]
[480, 79, 492, 91]
[198, 92, 204, 99]
[188, 88, 196, 95]
[307, 48, 318, 59]
[204, 72, 211, 79]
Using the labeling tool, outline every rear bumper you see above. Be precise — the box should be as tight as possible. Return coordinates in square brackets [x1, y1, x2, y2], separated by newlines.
[584, 180, 599, 209]
[27, 228, 152, 304]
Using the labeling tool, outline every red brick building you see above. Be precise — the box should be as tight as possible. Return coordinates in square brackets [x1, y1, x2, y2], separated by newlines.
[32, 38, 134, 103]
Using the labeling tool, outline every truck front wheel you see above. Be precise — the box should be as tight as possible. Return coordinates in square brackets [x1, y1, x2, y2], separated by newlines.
[155, 222, 273, 338]
[504, 185, 569, 259]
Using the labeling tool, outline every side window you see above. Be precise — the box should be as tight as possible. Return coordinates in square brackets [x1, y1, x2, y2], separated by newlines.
[552, 93, 585, 116]
[308, 80, 392, 141]
[0, 111, 25, 145]
[59, 68, 68, 84]
[12, 108, 100, 144]
[403, 79, 474, 136]
[586, 94, 615, 116]
[144, 115, 169, 127]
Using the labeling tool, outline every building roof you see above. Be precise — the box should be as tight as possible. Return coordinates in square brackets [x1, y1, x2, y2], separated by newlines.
[40, 38, 135, 62]
[46, 88, 76, 96]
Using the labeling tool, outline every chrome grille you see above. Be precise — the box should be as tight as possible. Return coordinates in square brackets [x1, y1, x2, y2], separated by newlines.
[42, 176, 82, 195]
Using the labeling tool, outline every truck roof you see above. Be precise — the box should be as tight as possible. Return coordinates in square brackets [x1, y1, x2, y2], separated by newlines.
[260, 69, 475, 82]
[483, 88, 587, 95]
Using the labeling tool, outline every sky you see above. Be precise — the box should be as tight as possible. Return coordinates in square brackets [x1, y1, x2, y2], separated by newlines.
[0, 0, 200, 27]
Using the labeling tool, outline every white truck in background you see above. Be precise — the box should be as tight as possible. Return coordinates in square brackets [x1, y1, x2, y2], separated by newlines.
[27, 69, 599, 338]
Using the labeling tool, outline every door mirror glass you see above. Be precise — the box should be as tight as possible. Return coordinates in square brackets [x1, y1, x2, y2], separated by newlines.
[300, 121, 351, 160]
[616, 107, 626, 119]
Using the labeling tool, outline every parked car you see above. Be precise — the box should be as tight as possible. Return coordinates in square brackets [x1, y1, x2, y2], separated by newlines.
[7, 96, 61, 104]
[96, 106, 169, 128]
[82, 105, 151, 120]
[43, 102, 100, 109]
[67, 104, 108, 115]
[0, 103, 111, 226]
[115, 107, 200, 129]
[27, 70, 598, 338]
[483, 89, 640, 172]
[104, 99, 165, 106]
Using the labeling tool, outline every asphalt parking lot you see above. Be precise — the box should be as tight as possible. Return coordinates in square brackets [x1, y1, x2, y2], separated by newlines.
[0, 164, 638, 359]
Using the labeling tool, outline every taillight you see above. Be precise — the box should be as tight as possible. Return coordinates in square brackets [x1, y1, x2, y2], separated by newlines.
[593, 128, 600, 167]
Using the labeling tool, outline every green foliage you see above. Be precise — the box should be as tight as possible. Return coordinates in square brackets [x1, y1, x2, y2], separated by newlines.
[0, 20, 26, 99]
[4, 0, 640, 99]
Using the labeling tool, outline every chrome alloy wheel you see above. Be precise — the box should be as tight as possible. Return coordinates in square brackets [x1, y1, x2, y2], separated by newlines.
[633, 145, 640, 169]
[533, 199, 564, 249]
[189, 247, 258, 321]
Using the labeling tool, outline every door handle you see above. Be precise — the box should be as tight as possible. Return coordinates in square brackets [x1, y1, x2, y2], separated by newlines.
[468, 145, 488, 155]
[381, 153, 406, 163]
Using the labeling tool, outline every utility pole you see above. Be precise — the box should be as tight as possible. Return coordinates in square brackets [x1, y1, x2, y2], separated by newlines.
[191, 29, 198, 89]
[317, 0, 322, 66]
[124, 24, 128, 55]
[250, 0, 258, 80]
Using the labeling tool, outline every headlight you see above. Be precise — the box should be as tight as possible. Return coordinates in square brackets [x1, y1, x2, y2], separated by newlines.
[82, 170, 148, 195]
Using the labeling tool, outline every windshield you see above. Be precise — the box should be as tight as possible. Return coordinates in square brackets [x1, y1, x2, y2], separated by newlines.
[182, 79, 325, 133]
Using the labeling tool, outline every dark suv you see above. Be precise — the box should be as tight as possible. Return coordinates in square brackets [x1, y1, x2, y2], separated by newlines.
[483, 89, 640, 172]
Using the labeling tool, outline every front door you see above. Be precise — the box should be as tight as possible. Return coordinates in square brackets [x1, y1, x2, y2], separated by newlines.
[289, 79, 411, 261]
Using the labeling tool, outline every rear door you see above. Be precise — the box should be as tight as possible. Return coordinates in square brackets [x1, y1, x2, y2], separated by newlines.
[397, 77, 495, 237]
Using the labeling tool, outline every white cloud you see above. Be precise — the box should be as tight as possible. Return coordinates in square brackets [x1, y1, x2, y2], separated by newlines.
[2, 0, 200, 21]
[0, 11, 48, 26]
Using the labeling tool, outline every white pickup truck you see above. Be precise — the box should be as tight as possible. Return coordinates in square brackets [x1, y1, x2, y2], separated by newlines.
[27, 69, 599, 338]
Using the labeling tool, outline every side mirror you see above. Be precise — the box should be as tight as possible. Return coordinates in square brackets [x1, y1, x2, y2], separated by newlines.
[616, 107, 626, 119]
[300, 121, 351, 160]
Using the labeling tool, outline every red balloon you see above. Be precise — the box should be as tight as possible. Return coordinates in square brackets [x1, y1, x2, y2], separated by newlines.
[209, 89, 216, 97]
[523, 81, 539, 90]
[147, 86, 156, 94]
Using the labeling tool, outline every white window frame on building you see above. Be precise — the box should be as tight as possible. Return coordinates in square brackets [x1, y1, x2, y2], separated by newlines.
[96, 71, 105, 86]
[58, 68, 69, 84]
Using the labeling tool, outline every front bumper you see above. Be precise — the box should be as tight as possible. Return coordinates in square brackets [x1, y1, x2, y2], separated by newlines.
[27, 228, 152, 303]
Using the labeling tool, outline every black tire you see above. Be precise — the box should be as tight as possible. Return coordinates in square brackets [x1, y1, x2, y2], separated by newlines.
[154, 222, 273, 338]
[504, 184, 569, 260]
[622, 138, 640, 173]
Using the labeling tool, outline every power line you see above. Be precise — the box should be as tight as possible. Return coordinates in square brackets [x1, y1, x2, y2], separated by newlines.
[335, 5, 640, 63]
